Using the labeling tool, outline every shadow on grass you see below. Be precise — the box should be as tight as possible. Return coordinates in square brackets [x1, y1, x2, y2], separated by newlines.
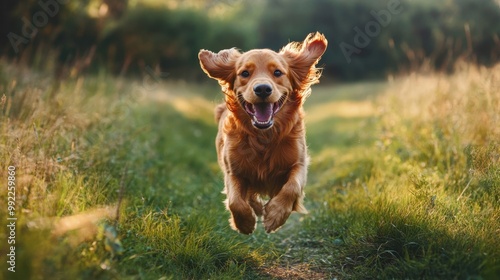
[97, 101, 266, 279]
[0, 92, 266, 279]
[295, 198, 500, 279]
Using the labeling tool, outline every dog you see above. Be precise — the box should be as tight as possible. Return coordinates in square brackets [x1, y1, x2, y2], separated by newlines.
[198, 32, 327, 234]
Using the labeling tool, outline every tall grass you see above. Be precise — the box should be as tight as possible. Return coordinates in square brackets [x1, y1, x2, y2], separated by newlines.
[370, 64, 500, 277]
[0, 62, 263, 279]
[288, 63, 500, 278]
[0, 60, 498, 279]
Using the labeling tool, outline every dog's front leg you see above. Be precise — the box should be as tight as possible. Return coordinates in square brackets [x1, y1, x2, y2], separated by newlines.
[263, 163, 307, 233]
[224, 174, 257, 234]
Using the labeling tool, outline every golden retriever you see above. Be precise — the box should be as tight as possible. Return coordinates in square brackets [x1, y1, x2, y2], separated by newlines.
[198, 32, 327, 234]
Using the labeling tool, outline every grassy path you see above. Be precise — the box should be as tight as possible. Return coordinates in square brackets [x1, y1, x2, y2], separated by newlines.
[1, 64, 499, 279]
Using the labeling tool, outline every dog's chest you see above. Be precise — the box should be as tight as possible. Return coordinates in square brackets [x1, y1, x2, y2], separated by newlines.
[227, 133, 300, 181]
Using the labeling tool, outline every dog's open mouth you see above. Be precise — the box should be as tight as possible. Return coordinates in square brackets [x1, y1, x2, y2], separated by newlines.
[239, 96, 285, 129]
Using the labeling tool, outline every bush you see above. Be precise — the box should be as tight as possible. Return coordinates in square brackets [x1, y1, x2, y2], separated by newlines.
[256, 0, 500, 80]
[1, 0, 499, 80]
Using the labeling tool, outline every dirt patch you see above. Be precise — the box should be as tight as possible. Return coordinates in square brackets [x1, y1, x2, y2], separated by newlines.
[259, 263, 331, 280]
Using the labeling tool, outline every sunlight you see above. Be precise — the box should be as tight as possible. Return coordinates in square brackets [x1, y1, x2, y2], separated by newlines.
[306, 100, 375, 123]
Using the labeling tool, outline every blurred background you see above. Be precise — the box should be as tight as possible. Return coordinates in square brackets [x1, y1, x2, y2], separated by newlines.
[1, 2, 499, 278]
[0, 0, 499, 82]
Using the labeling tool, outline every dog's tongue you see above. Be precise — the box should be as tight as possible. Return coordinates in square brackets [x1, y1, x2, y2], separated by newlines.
[254, 103, 273, 122]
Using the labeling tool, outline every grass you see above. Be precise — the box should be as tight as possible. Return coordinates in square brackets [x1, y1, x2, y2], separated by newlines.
[0, 61, 499, 279]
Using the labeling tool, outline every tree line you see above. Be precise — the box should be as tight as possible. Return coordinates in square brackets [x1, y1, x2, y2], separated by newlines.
[1, 0, 499, 81]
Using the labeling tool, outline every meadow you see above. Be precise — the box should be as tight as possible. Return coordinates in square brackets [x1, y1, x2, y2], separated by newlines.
[0, 61, 499, 279]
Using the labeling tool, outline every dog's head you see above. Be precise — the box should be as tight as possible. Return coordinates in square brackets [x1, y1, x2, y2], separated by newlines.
[199, 32, 327, 129]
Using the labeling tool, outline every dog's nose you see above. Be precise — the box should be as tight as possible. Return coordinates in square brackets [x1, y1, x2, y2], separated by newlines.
[253, 84, 272, 98]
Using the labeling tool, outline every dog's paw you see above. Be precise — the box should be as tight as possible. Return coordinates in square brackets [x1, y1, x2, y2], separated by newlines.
[229, 205, 256, 234]
[263, 199, 292, 233]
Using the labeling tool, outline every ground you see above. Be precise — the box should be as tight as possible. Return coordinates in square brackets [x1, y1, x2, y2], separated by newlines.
[0, 63, 499, 279]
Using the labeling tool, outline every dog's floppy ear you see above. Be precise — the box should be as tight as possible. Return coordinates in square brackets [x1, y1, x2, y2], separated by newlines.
[199, 48, 241, 85]
[280, 32, 328, 92]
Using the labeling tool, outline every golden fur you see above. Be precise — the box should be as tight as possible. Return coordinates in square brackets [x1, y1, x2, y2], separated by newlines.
[199, 32, 327, 234]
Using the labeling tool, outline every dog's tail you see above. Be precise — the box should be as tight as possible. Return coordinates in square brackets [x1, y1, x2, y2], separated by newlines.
[214, 103, 226, 123]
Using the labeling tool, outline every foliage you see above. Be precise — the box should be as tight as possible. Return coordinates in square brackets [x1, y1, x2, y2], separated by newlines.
[2, 0, 500, 80]
[258, 0, 500, 79]
[98, 4, 257, 79]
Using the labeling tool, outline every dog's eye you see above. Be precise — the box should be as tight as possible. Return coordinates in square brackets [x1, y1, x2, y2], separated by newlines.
[274, 70, 283, 77]
[240, 70, 250, 78]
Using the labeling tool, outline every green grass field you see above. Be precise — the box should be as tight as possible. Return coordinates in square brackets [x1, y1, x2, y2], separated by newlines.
[1, 62, 499, 279]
